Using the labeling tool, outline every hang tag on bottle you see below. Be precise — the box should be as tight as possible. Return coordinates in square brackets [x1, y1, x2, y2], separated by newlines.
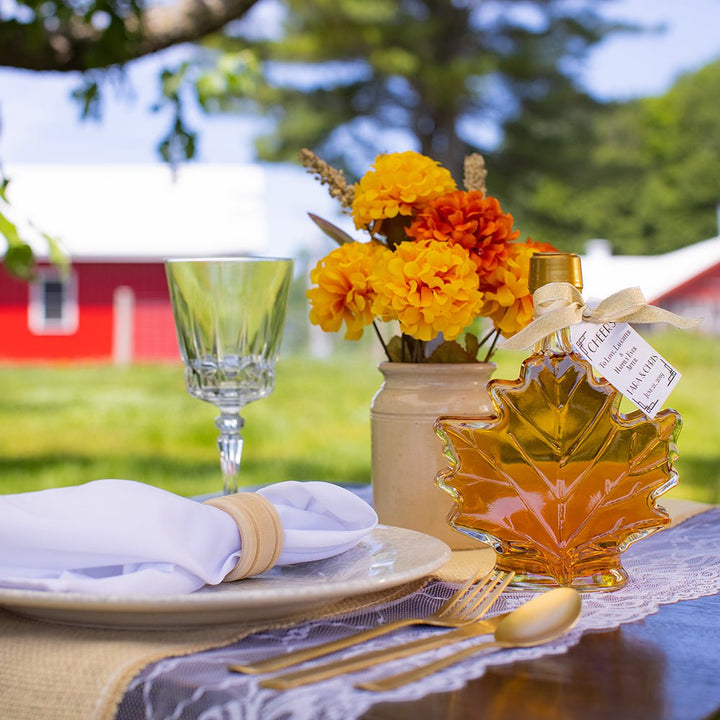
[569, 321, 681, 417]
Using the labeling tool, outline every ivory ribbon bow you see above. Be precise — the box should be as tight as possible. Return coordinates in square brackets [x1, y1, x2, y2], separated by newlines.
[502, 283, 701, 351]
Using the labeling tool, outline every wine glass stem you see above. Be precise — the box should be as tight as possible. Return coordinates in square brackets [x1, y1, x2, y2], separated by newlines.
[215, 412, 245, 495]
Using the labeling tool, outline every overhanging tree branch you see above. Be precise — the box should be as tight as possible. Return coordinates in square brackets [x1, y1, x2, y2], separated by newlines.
[0, 0, 261, 71]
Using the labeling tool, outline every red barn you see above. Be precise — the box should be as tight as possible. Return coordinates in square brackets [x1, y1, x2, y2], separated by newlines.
[0, 258, 179, 362]
[0, 164, 274, 363]
[651, 258, 720, 334]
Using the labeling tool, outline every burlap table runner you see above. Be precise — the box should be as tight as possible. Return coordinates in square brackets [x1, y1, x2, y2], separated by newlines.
[0, 497, 708, 720]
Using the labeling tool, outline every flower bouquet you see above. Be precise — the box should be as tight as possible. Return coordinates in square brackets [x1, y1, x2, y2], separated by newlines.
[301, 149, 555, 363]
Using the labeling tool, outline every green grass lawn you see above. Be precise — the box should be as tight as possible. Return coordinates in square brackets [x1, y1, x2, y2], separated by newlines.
[0, 351, 381, 496]
[1, 329, 718, 503]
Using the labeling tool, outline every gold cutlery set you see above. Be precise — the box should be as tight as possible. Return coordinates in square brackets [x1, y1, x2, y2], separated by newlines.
[229, 568, 582, 691]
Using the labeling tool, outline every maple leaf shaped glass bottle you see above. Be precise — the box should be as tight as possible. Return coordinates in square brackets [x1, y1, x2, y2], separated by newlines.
[435, 252, 681, 591]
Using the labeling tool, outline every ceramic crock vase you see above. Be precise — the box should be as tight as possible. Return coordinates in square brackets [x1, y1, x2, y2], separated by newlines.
[370, 361, 495, 550]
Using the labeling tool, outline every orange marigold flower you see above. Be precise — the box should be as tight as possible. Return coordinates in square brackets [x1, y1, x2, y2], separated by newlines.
[482, 239, 557, 337]
[351, 151, 456, 230]
[307, 241, 391, 340]
[406, 190, 519, 282]
[371, 239, 483, 342]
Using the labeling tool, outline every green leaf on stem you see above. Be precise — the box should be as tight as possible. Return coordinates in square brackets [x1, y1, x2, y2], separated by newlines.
[308, 213, 355, 246]
[4, 243, 35, 280]
[427, 340, 480, 363]
[385, 335, 405, 362]
[464, 332, 480, 358]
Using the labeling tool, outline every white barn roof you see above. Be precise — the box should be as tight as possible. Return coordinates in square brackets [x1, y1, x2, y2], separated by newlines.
[581, 236, 720, 302]
[3, 163, 269, 260]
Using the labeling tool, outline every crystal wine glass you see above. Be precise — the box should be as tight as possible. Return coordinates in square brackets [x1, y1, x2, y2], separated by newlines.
[165, 257, 293, 495]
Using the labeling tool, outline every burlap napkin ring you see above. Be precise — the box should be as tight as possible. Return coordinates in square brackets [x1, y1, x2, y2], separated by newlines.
[203, 493, 284, 581]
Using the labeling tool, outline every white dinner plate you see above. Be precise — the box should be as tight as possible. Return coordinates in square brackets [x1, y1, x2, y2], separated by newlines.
[0, 525, 450, 629]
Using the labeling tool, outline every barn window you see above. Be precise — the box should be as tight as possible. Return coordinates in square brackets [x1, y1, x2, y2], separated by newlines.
[28, 270, 78, 334]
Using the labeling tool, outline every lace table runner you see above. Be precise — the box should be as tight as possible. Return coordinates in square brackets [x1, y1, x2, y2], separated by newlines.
[117, 507, 720, 720]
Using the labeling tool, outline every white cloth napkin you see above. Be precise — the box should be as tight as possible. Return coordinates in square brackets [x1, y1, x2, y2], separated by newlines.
[0, 479, 377, 596]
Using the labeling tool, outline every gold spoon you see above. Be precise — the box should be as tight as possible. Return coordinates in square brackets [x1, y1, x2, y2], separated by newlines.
[355, 587, 582, 692]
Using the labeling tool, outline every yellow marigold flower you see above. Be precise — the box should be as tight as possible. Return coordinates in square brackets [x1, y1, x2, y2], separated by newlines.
[307, 241, 390, 340]
[351, 151, 456, 230]
[482, 239, 556, 337]
[371, 240, 483, 342]
[407, 190, 519, 282]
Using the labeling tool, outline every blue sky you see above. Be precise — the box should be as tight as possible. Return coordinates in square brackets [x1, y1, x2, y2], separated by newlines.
[1, 0, 719, 166]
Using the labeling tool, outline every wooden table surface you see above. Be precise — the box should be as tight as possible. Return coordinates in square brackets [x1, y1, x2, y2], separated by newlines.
[361, 589, 720, 720]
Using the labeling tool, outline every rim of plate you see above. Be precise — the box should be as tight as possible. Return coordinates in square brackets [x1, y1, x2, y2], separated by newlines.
[0, 525, 451, 613]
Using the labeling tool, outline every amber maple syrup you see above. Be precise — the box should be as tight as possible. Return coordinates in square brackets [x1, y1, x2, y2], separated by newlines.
[436, 254, 680, 591]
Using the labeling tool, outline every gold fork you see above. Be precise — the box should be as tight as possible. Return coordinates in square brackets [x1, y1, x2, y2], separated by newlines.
[230, 568, 514, 676]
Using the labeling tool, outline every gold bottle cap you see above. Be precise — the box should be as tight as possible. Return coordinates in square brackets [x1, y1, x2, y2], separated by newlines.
[529, 252, 583, 294]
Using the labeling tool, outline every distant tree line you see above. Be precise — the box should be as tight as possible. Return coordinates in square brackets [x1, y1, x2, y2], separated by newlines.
[496, 59, 720, 254]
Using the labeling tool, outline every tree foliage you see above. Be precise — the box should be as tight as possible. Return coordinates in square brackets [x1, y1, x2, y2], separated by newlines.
[0, 0, 260, 71]
[208, 0, 718, 255]
[219, 0, 633, 180]
[504, 59, 720, 254]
